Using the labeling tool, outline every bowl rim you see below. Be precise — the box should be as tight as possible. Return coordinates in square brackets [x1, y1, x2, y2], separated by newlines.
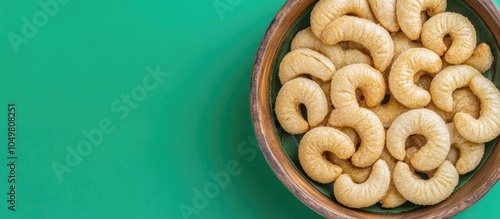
[250, 0, 500, 218]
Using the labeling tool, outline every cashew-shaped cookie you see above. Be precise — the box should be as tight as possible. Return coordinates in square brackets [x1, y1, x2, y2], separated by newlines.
[368, 0, 398, 32]
[430, 65, 481, 112]
[455, 75, 500, 143]
[298, 127, 356, 184]
[330, 63, 386, 108]
[396, 0, 447, 40]
[334, 159, 391, 208]
[421, 12, 477, 64]
[447, 123, 485, 174]
[321, 16, 394, 72]
[393, 161, 459, 205]
[291, 28, 346, 68]
[389, 48, 442, 108]
[379, 148, 407, 208]
[310, 0, 376, 37]
[275, 78, 329, 134]
[327, 153, 372, 183]
[464, 43, 494, 73]
[279, 48, 336, 85]
[386, 109, 450, 171]
[328, 107, 385, 167]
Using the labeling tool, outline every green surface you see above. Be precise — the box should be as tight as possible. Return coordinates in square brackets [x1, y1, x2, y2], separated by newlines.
[0, 0, 498, 219]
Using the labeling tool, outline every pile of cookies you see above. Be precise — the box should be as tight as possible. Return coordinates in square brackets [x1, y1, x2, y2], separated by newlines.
[274, 0, 499, 209]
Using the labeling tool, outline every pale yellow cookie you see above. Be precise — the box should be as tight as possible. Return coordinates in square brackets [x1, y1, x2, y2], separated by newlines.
[393, 161, 459, 205]
[334, 159, 391, 208]
[298, 127, 356, 184]
[329, 107, 385, 168]
[421, 12, 477, 64]
[464, 43, 494, 73]
[389, 48, 442, 108]
[330, 63, 386, 108]
[279, 48, 336, 85]
[275, 78, 329, 134]
[386, 109, 450, 171]
[321, 16, 394, 72]
[455, 75, 500, 143]
[310, 0, 376, 37]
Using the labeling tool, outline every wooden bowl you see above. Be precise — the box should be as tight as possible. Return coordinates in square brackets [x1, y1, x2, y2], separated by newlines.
[251, 0, 500, 218]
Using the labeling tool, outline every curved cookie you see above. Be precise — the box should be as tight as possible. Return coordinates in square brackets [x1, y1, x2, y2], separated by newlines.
[328, 107, 385, 168]
[298, 127, 356, 183]
[368, 0, 399, 32]
[334, 159, 391, 208]
[464, 43, 494, 73]
[275, 78, 329, 134]
[430, 65, 481, 112]
[310, 0, 376, 37]
[421, 12, 477, 64]
[389, 48, 442, 108]
[330, 63, 386, 108]
[321, 16, 394, 72]
[279, 48, 336, 85]
[386, 109, 450, 171]
[393, 161, 459, 205]
[455, 75, 500, 143]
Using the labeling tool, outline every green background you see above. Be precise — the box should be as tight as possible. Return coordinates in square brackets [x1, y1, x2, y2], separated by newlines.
[0, 0, 498, 218]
